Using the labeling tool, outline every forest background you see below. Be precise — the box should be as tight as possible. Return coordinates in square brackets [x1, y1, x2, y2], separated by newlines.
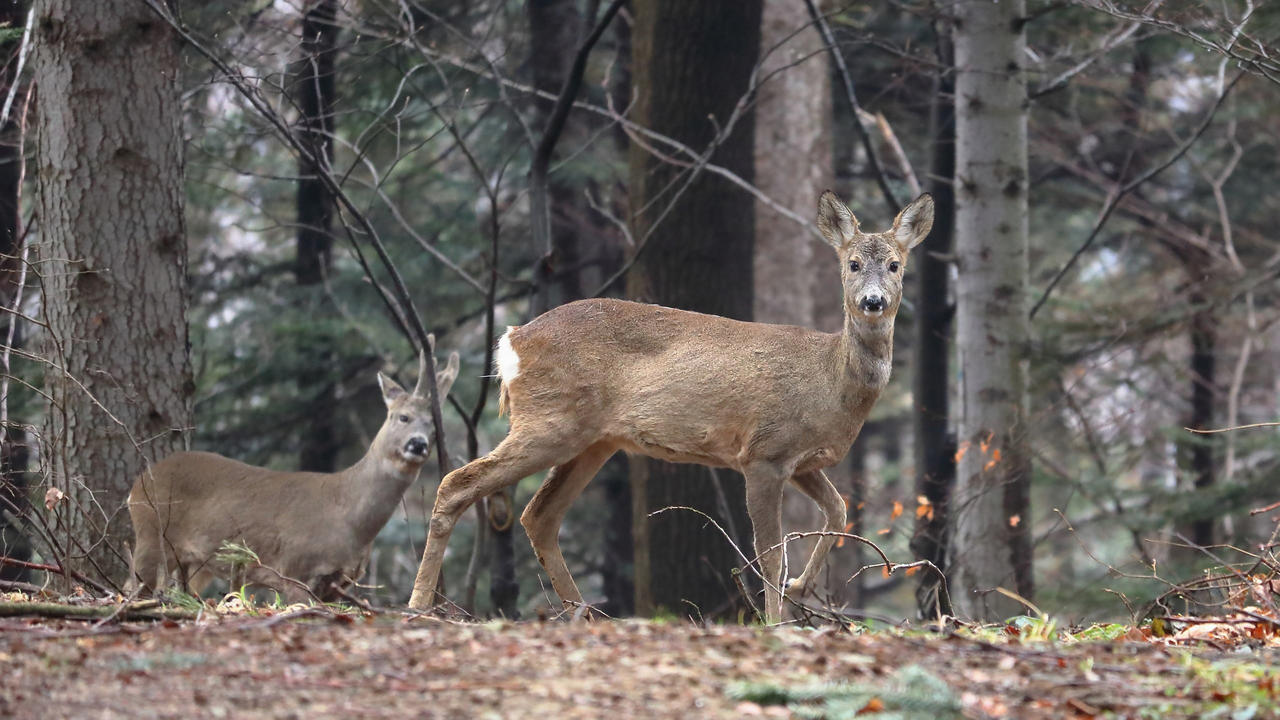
[0, 0, 1277, 628]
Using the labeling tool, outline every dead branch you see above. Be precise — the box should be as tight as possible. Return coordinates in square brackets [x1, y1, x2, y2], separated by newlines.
[1186, 421, 1280, 434]
[0, 556, 114, 597]
[0, 600, 197, 622]
[0, 578, 46, 595]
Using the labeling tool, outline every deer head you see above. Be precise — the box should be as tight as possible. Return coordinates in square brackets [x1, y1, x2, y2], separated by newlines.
[375, 350, 460, 469]
[817, 191, 934, 322]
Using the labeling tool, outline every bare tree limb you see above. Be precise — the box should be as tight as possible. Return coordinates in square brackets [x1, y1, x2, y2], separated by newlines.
[1029, 69, 1245, 319]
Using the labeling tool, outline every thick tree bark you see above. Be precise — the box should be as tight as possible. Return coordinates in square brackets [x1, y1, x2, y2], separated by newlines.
[0, 0, 30, 582]
[627, 0, 762, 619]
[294, 0, 339, 474]
[35, 0, 193, 586]
[910, 20, 956, 618]
[946, 0, 1033, 620]
[752, 0, 837, 604]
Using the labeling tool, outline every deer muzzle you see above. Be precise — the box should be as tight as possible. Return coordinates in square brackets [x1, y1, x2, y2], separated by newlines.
[404, 435, 430, 459]
[859, 294, 886, 315]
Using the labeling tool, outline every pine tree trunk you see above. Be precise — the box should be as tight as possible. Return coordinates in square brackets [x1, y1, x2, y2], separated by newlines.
[627, 0, 762, 619]
[35, 0, 193, 587]
[910, 21, 956, 618]
[946, 0, 1033, 620]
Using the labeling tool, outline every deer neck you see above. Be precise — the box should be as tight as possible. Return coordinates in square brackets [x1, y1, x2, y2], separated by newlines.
[338, 448, 421, 545]
[838, 311, 895, 395]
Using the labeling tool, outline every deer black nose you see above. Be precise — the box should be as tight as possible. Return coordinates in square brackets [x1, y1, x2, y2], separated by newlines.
[405, 436, 428, 456]
[860, 295, 885, 313]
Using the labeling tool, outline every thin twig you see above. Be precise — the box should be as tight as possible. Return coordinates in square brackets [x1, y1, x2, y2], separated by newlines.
[804, 0, 900, 214]
[1185, 421, 1279, 434]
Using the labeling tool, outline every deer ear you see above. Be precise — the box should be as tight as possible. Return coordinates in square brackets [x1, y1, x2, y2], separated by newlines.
[816, 190, 859, 249]
[436, 352, 460, 398]
[892, 193, 934, 251]
[378, 372, 406, 407]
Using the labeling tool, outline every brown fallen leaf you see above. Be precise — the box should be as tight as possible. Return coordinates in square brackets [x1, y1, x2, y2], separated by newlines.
[44, 487, 65, 511]
[858, 696, 885, 714]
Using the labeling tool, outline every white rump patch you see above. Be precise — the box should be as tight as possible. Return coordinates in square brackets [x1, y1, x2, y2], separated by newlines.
[495, 329, 520, 383]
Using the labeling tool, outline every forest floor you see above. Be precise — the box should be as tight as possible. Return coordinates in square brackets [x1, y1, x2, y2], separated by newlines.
[2, 594, 1279, 719]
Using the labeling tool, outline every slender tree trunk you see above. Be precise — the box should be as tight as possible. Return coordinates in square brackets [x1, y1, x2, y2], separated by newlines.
[627, 0, 762, 620]
[1185, 287, 1216, 547]
[35, 0, 193, 587]
[597, 4, 634, 617]
[910, 18, 956, 618]
[0, 0, 29, 582]
[946, 0, 1033, 620]
[294, 0, 339, 473]
[752, 0, 835, 603]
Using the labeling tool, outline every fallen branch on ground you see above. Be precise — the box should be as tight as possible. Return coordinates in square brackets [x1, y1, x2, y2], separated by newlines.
[0, 601, 198, 622]
[0, 556, 115, 597]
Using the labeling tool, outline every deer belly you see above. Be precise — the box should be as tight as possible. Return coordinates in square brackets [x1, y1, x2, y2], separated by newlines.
[615, 421, 744, 469]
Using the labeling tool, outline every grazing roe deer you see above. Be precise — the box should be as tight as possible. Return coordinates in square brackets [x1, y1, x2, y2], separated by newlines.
[129, 349, 460, 600]
[408, 191, 933, 623]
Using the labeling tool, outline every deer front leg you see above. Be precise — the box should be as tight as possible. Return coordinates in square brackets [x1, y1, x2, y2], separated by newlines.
[744, 464, 788, 624]
[408, 431, 583, 611]
[784, 470, 846, 601]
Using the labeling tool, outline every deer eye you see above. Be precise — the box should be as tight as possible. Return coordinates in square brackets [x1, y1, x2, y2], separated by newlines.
[398, 414, 411, 423]
[888, 261, 900, 273]
[849, 260, 861, 272]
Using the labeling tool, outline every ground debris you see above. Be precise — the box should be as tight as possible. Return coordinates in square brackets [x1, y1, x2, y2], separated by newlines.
[0, 611, 1277, 719]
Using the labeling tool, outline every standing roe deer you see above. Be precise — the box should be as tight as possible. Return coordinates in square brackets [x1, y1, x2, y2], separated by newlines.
[129, 348, 460, 600]
[408, 191, 932, 623]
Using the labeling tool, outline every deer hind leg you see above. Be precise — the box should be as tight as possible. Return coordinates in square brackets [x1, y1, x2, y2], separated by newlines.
[520, 441, 615, 616]
[784, 470, 847, 601]
[744, 463, 788, 624]
[408, 430, 587, 611]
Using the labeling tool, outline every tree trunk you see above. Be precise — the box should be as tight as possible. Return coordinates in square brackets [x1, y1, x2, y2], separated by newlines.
[627, 0, 762, 620]
[910, 19, 956, 618]
[597, 3, 634, 617]
[1184, 288, 1216, 547]
[35, 0, 193, 587]
[293, 0, 339, 474]
[752, 0, 835, 604]
[946, 0, 1033, 621]
[0, 0, 30, 582]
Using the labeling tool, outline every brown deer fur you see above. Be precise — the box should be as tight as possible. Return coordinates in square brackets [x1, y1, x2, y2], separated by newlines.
[129, 350, 459, 601]
[408, 191, 932, 623]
